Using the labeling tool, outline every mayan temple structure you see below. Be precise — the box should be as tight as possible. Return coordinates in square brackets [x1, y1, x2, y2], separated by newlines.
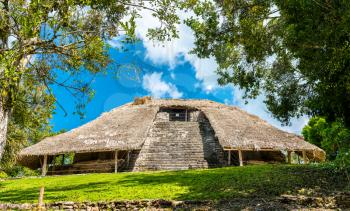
[19, 97, 325, 175]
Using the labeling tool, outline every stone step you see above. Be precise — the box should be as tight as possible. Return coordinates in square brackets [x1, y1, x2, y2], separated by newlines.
[133, 115, 225, 171]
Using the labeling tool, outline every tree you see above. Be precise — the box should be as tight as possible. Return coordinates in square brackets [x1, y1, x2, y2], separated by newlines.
[302, 117, 338, 160]
[0, 0, 180, 160]
[302, 116, 350, 168]
[1, 75, 55, 172]
[184, 0, 350, 127]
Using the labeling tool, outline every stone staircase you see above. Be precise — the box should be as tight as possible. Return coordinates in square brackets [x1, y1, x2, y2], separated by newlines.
[199, 119, 225, 167]
[133, 120, 223, 171]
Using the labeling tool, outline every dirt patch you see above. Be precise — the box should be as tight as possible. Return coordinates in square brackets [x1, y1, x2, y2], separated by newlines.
[216, 193, 350, 210]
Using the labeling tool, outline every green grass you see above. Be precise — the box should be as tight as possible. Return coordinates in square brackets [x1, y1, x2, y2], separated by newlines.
[0, 164, 347, 203]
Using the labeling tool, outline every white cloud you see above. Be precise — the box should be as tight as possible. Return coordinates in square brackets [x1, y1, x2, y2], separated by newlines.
[134, 8, 308, 135]
[135, 10, 219, 92]
[191, 57, 219, 93]
[107, 37, 123, 49]
[142, 72, 183, 99]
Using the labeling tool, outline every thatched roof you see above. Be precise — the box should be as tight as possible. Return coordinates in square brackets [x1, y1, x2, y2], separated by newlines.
[20, 103, 158, 155]
[19, 98, 325, 167]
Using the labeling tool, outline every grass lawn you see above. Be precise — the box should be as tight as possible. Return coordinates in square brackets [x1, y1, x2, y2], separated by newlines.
[0, 164, 347, 203]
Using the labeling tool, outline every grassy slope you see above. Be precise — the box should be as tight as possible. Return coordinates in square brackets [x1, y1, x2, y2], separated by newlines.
[0, 164, 347, 203]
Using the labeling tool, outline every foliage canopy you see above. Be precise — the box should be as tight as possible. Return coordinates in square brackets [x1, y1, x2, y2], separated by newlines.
[184, 0, 350, 127]
[302, 117, 350, 168]
[0, 76, 55, 171]
[0, 0, 180, 160]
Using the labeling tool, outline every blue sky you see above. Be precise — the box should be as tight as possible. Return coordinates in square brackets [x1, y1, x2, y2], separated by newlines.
[50, 11, 309, 134]
[51, 41, 233, 131]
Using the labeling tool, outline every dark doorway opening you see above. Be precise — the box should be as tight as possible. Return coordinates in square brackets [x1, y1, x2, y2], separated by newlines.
[160, 108, 189, 121]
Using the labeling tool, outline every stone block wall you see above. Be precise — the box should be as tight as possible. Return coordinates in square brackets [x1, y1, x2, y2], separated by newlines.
[199, 115, 225, 167]
[133, 110, 224, 171]
[0, 200, 215, 210]
[154, 111, 169, 122]
[2, 193, 349, 210]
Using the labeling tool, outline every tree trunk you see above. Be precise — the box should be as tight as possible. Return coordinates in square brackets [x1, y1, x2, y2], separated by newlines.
[0, 99, 9, 161]
[0, 49, 32, 161]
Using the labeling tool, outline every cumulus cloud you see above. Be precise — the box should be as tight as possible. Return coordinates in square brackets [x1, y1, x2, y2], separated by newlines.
[135, 10, 219, 92]
[142, 72, 183, 99]
[134, 8, 308, 134]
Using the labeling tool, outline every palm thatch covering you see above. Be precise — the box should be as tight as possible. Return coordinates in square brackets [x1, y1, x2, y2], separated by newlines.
[18, 98, 325, 170]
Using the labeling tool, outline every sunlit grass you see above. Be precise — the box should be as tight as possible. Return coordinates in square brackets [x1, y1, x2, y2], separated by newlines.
[0, 164, 346, 203]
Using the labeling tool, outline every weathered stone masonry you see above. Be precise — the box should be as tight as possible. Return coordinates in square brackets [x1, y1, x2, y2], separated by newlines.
[133, 109, 225, 171]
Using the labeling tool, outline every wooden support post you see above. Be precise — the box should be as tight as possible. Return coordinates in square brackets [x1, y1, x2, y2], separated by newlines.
[52, 155, 56, 174]
[302, 151, 308, 164]
[287, 151, 292, 164]
[126, 150, 130, 167]
[41, 155, 47, 176]
[114, 150, 118, 173]
[228, 150, 231, 166]
[61, 154, 65, 165]
[38, 186, 45, 209]
[238, 150, 243, 166]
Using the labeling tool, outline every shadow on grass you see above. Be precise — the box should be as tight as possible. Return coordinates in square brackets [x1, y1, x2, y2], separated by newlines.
[0, 187, 39, 202]
[0, 181, 110, 203]
[0, 164, 347, 203]
[113, 164, 346, 200]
